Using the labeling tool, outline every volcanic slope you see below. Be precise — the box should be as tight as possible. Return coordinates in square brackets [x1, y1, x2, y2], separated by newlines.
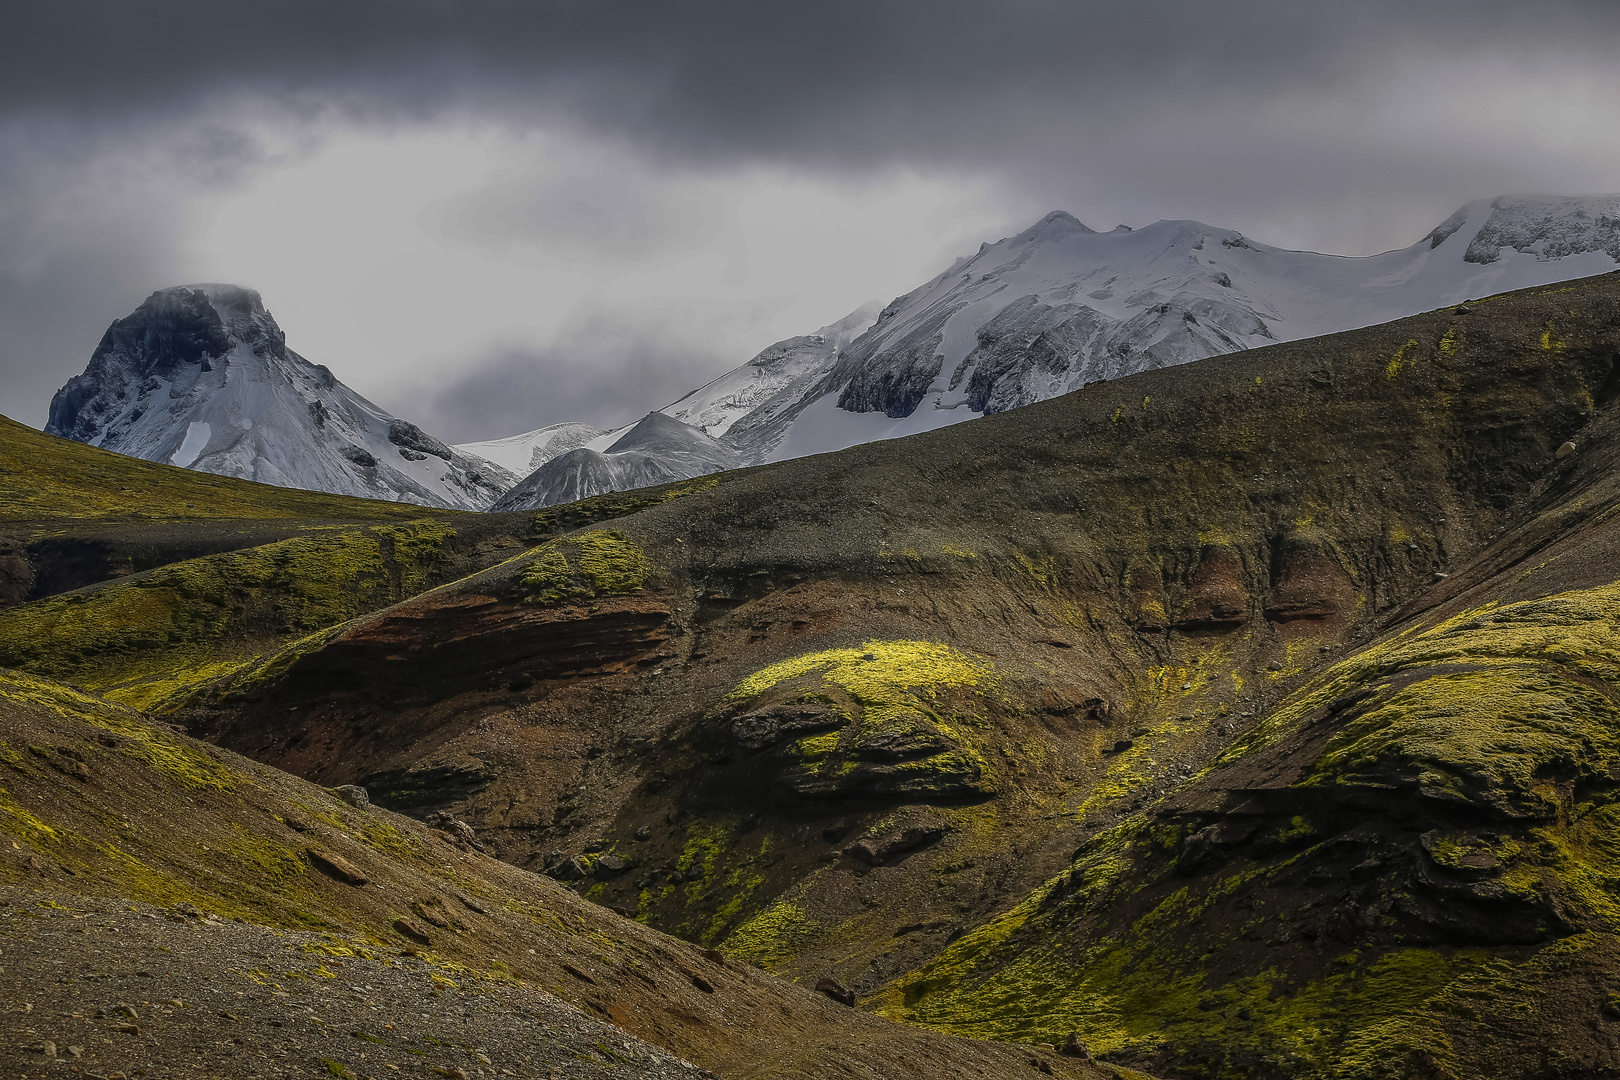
[146, 271, 1620, 1069]
[0, 670, 1110, 1080]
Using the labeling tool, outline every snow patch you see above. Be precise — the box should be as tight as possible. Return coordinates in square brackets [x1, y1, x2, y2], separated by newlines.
[169, 421, 211, 468]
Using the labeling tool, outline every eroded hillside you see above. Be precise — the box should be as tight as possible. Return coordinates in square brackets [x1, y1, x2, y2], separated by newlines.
[0, 668, 1105, 1079]
[878, 298, 1620, 1079]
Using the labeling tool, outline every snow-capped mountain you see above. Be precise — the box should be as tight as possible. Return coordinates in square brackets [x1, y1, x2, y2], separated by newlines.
[724, 193, 1620, 462]
[489, 411, 745, 511]
[47, 285, 518, 510]
[661, 301, 883, 440]
[452, 421, 606, 476]
[470, 194, 1620, 509]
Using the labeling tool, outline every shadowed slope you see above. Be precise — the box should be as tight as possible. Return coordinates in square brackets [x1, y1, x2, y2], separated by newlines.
[0, 667, 1112, 1080]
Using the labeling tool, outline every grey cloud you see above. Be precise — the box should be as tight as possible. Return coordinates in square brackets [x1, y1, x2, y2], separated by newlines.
[423, 153, 722, 260]
[0, 114, 301, 426]
[387, 305, 753, 443]
[6, 1, 1620, 433]
[7, 2, 1619, 169]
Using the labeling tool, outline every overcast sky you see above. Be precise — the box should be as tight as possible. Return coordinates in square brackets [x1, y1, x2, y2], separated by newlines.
[4, 1, 1619, 441]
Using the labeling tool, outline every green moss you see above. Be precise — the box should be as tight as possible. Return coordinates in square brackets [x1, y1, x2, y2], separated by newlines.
[1015, 553, 1057, 592]
[528, 475, 718, 536]
[1384, 338, 1423, 380]
[0, 785, 61, 844]
[1302, 667, 1620, 819]
[518, 529, 650, 606]
[519, 548, 580, 604]
[727, 640, 995, 703]
[1230, 579, 1620, 771]
[721, 900, 819, 971]
[221, 824, 305, 883]
[0, 669, 237, 790]
[0, 520, 457, 709]
[792, 731, 840, 760]
[360, 818, 424, 862]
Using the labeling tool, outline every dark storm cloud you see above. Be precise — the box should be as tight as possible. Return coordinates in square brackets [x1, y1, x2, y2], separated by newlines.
[7, 1, 1618, 170]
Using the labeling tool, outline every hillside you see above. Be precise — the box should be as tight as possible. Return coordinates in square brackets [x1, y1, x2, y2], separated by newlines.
[107, 272, 1615, 1077]
[0, 415, 730, 711]
[876, 295, 1620, 1077]
[0, 668, 1109, 1080]
[8, 270, 1620, 1077]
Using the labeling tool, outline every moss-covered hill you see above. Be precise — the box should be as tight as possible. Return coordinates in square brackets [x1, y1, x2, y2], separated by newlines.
[9, 273, 1620, 1076]
[0, 665, 1107, 1079]
[875, 297, 1620, 1080]
[122, 271, 1620, 1080]
[0, 411, 487, 607]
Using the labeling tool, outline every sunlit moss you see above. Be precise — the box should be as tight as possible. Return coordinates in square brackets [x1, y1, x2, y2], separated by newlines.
[721, 900, 819, 971]
[0, 669, 238, 790]
[1384, 338, 1422, 380]
[727, 640, 995, 703]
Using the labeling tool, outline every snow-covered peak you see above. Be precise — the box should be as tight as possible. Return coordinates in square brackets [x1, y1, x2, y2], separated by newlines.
[489, 411, 743, 511]
[720, 193, 1620, 464]
[658, 299, 882, 441]
[606, 410, 716, 454]
[48, 285, 517, 509]
[1437, 194, 1620, 265]
[1010, 210, 1096, 245]
[452, 420, 606, 476]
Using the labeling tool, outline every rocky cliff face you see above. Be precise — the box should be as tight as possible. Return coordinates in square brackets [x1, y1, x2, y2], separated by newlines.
[47, 285, 517, 509]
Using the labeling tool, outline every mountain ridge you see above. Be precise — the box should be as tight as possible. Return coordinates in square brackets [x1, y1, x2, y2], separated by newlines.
[473, 193, 1620, 506]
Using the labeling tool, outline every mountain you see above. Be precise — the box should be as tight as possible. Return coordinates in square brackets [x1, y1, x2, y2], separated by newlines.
[661, 301, 883, 440]
[452, 419, 607, 475]
[10, 271, 1620, 1076]
[489, 410, 746, 511]
[46, 284, 519, 510]
[722, 193, 1620, 461]
[467, 305, 879, 511]
[476, 194, 1620, 502]
[87, 271, 1606, 1078]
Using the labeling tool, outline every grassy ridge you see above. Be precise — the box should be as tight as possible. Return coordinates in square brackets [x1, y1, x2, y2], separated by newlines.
[0, 413, 464, 525]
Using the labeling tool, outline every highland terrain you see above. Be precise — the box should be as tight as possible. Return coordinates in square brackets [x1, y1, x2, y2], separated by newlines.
[4, 270, 1620, 1078]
